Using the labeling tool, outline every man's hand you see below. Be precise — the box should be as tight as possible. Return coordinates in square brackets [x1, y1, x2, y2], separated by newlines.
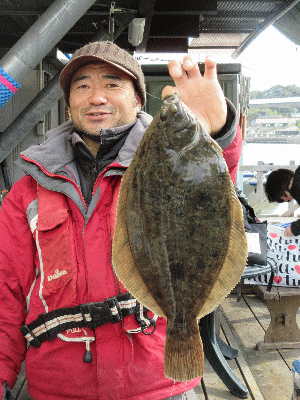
[284, 225, 294, 237]
[162, 55, 227, 136]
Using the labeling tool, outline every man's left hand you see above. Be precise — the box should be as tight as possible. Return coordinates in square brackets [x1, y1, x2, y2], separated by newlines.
[284, 226, 294, 237]
[162, 55, 227, 136]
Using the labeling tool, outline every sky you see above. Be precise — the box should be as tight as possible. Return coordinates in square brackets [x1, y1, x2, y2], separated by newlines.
[135, 25, 300, 92]
[228, 26, 300, 92]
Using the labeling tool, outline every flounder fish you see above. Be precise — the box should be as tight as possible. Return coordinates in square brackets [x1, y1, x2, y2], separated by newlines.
[112, 93, 248, 382]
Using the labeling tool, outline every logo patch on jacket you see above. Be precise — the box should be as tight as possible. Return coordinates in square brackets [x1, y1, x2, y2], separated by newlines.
[47, 269, 68, 282]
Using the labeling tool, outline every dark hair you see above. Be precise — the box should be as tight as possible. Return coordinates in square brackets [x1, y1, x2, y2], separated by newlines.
[264, 168, 294, 202]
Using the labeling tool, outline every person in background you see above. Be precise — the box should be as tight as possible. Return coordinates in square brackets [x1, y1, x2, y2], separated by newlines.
[265, 167, 299, 236]
[0, 40, 241, 400]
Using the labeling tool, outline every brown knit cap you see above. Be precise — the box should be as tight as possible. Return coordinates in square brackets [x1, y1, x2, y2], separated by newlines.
[59, 41, 146, 106]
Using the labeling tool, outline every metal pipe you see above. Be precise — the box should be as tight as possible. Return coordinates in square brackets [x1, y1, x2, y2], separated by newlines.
[0, 73, 63, 164]
[0, 0, 97, 107]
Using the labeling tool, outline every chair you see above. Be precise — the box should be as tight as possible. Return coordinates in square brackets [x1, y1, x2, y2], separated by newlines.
[199, 311, 248, 399]
[236, 264, 273, 301]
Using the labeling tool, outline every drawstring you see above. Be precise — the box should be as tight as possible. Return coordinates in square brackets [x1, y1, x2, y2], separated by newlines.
[83, 340, 93, 363]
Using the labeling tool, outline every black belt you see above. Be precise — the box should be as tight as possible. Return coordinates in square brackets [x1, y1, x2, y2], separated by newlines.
[20, 293, 155, 348]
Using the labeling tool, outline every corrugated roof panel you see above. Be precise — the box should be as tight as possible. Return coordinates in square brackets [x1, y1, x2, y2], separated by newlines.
[199, 17, 261, 31]
[0, 0, 299, 55]
[218, 1, 283, 13]
[189, 32, 249, 55]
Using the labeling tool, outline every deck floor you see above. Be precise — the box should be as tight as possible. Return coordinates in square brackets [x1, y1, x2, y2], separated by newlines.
[192, 291, 300, 400]
[12, 288, 300, 400]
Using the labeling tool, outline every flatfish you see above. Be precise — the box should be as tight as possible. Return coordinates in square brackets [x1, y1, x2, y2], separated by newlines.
[112, 93, 247, 381]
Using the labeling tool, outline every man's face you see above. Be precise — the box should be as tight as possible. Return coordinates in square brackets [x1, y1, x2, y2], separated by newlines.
[280, 190, 294, 202]
[69, 62, 142, 135]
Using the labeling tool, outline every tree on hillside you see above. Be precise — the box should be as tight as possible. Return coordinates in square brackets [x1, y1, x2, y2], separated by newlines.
[250, 84, 300, 99]
[265, 108, 279, 116]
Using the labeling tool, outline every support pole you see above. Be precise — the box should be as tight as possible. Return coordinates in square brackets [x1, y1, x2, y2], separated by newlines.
[0, 0, 97, 108]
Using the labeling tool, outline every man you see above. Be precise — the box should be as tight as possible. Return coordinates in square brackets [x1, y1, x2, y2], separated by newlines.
[265, 168, 299, 236]
[0, 41, 241, 400]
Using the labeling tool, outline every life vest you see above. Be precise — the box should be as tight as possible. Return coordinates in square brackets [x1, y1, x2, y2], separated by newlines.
[28, 183, 156, 351]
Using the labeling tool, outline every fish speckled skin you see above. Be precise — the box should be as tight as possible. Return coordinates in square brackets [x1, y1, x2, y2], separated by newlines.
[112, 93, 247, 381]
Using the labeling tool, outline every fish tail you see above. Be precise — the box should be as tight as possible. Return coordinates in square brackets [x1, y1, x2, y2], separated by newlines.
[164, 319, 204, 381]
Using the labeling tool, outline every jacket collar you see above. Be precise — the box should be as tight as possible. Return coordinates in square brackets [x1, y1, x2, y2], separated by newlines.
[19, 111, 153, 177]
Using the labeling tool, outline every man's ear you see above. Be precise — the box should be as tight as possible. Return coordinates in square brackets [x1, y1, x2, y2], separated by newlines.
[135, 93, 143, 112]
[66, 106, 72, 120]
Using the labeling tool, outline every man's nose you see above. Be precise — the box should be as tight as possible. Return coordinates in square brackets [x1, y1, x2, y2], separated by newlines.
[88, 87, 107, 104]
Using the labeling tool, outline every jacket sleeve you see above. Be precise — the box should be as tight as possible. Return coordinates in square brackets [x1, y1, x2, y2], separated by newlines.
[0, 177, 37, 391]
[222, 123, 242, 184]
[213, 98, 242, 184]
[291, 219, 300, 236]
[214, 98, 237, 150]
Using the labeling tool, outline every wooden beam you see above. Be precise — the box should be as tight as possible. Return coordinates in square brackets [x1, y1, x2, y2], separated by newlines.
[146, 38, 188, 53]
[154, 0, 217, 13]
[150, 15, 200, 37]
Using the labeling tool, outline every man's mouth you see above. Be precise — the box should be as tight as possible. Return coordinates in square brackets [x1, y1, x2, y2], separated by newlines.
[86, 112, 110, 119]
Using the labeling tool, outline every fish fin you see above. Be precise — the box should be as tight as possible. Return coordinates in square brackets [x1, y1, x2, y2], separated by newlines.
[112, 169, 166, 318]
[164, 319, 204, 381]
[197, 180, 248, 319]
[203, 129, 225, 156]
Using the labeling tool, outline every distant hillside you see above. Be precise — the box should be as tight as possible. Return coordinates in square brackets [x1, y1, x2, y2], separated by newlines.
[251, 85, 300, 99]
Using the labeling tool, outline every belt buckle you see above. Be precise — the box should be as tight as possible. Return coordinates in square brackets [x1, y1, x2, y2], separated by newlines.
[20, 325, 41, 348]
[82, 302, 113, 329]
[38, 312, 58, 341]
[104, 296, 123, 324]
[81, 304, 94, 329]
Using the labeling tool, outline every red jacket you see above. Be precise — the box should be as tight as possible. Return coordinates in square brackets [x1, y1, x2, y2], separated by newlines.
[0, 107, 241, 400]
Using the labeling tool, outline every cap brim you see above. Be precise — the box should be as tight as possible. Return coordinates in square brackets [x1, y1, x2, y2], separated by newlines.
[60, 55, 136, 93]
